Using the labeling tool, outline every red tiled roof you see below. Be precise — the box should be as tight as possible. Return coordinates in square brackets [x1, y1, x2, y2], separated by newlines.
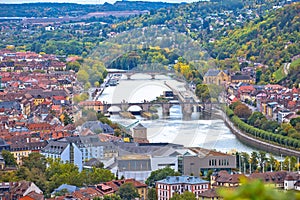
[79, 101, 103, 106]
[19, 197, 34, 200]
[72, 188, 102, 199]
[238, 85, 255, 92]
[27, 123, 53, 130]
[53, 96, 66, 100]
[51, 105, 61, 110]
[287, 101, 296, 108]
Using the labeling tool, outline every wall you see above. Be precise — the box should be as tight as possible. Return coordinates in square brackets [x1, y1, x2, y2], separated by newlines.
[223, 114, 300, 157]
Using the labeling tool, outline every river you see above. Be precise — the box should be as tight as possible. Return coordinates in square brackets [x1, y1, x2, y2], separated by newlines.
[97, 73, 256, 154]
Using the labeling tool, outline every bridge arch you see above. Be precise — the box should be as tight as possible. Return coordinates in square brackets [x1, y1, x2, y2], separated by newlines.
[107, 106, 122, 113]
[127, 105, 143, 113]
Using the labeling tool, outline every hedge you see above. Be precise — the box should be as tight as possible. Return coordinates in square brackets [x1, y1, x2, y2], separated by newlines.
[225, 107, 300, 150]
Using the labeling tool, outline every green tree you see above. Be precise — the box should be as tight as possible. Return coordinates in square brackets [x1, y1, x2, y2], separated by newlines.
[233, 104, 252, 120]
[218, 178, 300, 200]
[290, 117, 300, 127]
[63, 112, 73, 126]
[77, 69, 89, 83]
[117, 183, 139, 200]
[23, 152, 47, 171]
[66, 61, 81, 72]
[195, 84, 211, 103]
[147, 188, 157, 200]
[1, 150, 17, 167]
[258, 151, 267, 172]
[170, 191, 197, 200]
[250, 152, 258, 172]
[248, 112, 265, 126]
[146, 167, 180, 187]
[102, 194, 121, 200]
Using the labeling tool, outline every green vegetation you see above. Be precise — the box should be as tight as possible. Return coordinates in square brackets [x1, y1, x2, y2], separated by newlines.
[145, 167, 180, 187]
[0, 153, 114, 197]
[225, 106, 300, 150]
[283, 58, 300, 87]
[273, 66, 286, 82]
[195, 84, 224, 103]
[209, 3, 300, 85]
[147, 188, 157, 200]
[0, 2, 176, 18]
[117, 183, 140, 200]
[170, 191, 197, 200]
[77, 58, 107, 90]
[1, 150, 17, 167]
[219, 178, 300, 200]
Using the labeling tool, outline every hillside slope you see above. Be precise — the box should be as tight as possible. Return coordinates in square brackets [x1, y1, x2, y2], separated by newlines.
[208, 3, 300, 68]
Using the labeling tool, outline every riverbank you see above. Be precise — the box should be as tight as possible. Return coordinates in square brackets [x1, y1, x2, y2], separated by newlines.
[222, 111, 300, 157]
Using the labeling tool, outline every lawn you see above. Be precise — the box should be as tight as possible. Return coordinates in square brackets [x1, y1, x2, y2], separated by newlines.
[273, 66, 286, 82]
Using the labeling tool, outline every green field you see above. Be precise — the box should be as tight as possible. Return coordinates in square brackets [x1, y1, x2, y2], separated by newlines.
[273, 66, 286, 82]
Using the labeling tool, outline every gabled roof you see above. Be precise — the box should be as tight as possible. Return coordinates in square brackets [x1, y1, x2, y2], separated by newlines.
[133, 123, 146, 130]
[204, 69, 220, 77]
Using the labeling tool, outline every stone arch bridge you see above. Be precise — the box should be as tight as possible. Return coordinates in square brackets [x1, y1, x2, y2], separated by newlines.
[102, 100, 202, 120]
[107, 69, 175, 80]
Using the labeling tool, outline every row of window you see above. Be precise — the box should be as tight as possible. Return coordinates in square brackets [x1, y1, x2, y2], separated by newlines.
[208, 159, 230, 166]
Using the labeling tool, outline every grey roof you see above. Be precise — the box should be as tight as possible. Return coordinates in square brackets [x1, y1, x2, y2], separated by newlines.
[116, 142, 184, 156]
[0, 101, 21, 111]
[204, 69, 220, 77]
[59, 136, 115, 148]
[41, 141, 69, 154]
[133, 123, 146, 130]
[82, 121, 114, 133]
[0, 138, 8, 146]
[157, 176, 209, 185]
[26, 89, 68, 98]
[10, 141, 47, 151]
[231, 75, 251, 80]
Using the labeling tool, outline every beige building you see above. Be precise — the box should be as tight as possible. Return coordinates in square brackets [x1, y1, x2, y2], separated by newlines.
[203, 69, 230, 85]
[133, 123, 148, 143]
[78, 100, 103, 112]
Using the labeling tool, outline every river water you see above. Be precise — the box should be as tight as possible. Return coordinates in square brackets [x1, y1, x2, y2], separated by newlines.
[97, 74, 255, 154]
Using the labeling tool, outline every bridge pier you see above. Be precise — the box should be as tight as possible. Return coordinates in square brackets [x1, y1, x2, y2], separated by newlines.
[126, 74, 132, 80]
[162, 103, 170, 116]
[120, 102, 129, 112]
[102, 102, 111, 113]
[150, 74, 155, 80]
[141, 103, 150, 112]
[182, 103, 193, 120]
